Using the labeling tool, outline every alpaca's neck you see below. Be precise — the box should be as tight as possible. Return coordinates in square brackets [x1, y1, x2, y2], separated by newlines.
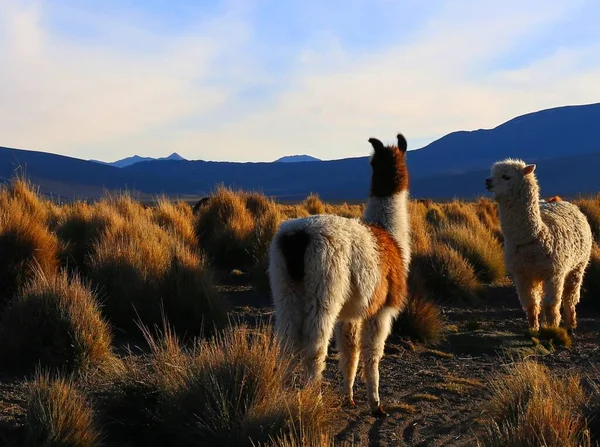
[363, 191, 411, 267]
[497, 184, 544, 245]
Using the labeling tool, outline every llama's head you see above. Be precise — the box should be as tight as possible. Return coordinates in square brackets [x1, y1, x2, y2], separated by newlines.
[486, 158, 537, 200]
[368, 134, 408, 197]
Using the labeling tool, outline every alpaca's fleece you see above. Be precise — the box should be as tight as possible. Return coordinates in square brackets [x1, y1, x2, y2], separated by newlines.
[269, 134, 410, 416]
[486, 158, 593, 329]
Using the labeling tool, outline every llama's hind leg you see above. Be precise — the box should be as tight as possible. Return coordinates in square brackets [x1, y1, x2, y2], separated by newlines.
[542, 275, 565, 328]
[272, 281, 305, 357]
[335, 320, 361, 407]
[562, 264, 586, 332]
[360, 307, 397, 417]
[301, 293, 345, 385]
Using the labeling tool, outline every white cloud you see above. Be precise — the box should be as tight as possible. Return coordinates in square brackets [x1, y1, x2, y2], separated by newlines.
[0, 0, 599, 162]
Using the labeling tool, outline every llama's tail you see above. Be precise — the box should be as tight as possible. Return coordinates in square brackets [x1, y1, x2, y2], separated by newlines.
[277, 229, 310, 282]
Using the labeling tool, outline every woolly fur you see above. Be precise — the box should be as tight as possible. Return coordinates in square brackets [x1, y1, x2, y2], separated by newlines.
[486, 158, 593, 330]
[269, 135, 410, 415]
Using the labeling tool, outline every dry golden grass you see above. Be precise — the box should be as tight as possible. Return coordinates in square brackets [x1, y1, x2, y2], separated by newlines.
[304, 193, 326, 215]
[575, 195, 600, 243]
[56, 201, 124, 273]
[152, 195, 198, 248]
[0, 197, 60, 307]
[279, 204, 310, 219]
[103, 322, 338, 446]
[393, 295, 446, 345]
[85, 196, 225, 336]
[25, 370, 103, 447]
[436, 222, 505, 283]
[195, 186, 258, 269]
[410, 244, 483, 303]
[479, 360, 592, 447]
[324, 202, 363, 219]
[583, 244, 600, 310]
[0, 270, 118, 375]
[529, 326, 572, 348]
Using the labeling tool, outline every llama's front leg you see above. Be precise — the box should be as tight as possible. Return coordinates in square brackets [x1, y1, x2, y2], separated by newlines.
[360, 308, 396, 417]
[514, 276, 542, 330]
[543, 276, 565, 328]
[335, 320, 361, 407]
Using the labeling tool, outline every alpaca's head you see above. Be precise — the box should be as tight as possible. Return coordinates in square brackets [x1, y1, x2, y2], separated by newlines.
[368, 134, 408, 197]
[486, 158, 537, 200]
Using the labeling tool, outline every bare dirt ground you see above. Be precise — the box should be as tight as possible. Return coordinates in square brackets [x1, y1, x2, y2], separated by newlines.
[223, 279, 600, 447]
[1, 278, 599, 446]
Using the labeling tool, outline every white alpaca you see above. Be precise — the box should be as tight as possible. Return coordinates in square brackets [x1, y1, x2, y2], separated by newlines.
[269, 134, 411, 416]
[486, 159, 593, 331]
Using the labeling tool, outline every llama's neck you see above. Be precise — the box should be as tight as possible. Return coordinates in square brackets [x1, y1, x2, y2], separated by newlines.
[497, 182, 544, 246]
[363, 191, 411, 268]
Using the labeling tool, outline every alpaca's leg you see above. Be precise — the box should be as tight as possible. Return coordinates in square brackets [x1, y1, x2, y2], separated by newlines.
[542, 275, 565, 328]
[272, 281, 305, 356]
[360, 307, 396, 417]
[562, 264, 586, 331]
[335, 320, 361, 406]
[514, 276, 541, 330]
[301, 292, 345, 385]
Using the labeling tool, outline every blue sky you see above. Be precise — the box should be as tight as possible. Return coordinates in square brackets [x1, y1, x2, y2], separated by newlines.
[1, 0, 599, 162]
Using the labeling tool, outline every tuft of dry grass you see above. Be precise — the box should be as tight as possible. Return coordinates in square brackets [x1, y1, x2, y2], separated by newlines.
[479, 360, 592, 447]
[0, 199, 60, 307]
[88, 212, 225, 336]
[103, 322, 338, 446]
[25, 370, 103, 447]
[410, 244, 483, 303]
[56, 201, 124, 274]
[436, 222, 505, 283]
[0, 270, 118, 375]
[582, 244, 600, 310]
[575, 195, 600, 243]
[152, 195, 198, 248]
[195, 186, 259, 269]
[304, 193, 326, 215]
[529, 326, 572, 348]
[393, 295, 446, 345]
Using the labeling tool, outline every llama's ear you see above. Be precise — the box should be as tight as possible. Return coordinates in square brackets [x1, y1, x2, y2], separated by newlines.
[397, 133, 407, 152]
[523, 164, 536, 175]
[368, 138, 385, 153]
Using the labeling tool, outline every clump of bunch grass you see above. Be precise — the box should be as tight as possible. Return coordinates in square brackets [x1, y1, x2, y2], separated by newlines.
[55, 201, 124, 274]
[410, 245, 482, 303]
[575, 195, 600, 243]
[393, 295, 446, 345]
[0, 199, 59, 307]
[102, 322, 338, 446]
[304, 193, 326, 215]
[0, 270, 118, 375]
[195, 186, 258, 269]
[88, 210, 225, 336]
[478, 360, 593, 447]
[152, 195, 198, 248]
[25, 370, 103, 447]
[582, 244, 600, 310]
[195, 187, 282, 287]
[436, 222, 505, 283]
[529, 326, 572, 348]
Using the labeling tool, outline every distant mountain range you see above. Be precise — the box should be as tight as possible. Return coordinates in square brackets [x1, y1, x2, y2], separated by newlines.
[1, 102, 599, 201]
[274, 155, 320, 163]
[90, 152, 186, 168]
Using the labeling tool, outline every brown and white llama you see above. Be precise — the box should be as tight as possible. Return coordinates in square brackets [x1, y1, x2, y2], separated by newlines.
[269, 134, 410, 416]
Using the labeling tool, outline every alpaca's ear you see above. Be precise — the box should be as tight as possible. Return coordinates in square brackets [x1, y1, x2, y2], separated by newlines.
[397, 133, 407, 152]
[368, 138, 385, 153]
[523, 164, 536, 175]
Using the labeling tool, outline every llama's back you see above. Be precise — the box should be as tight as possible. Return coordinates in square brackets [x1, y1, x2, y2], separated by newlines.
[540, 201, 593, 266]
